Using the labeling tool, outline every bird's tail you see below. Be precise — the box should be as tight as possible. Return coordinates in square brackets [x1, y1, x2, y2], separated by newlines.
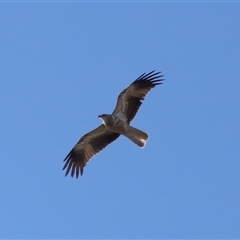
[123, 125, 148, 148]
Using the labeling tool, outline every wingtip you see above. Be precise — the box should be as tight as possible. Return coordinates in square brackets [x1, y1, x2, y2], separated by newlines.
[134, 70, 164, 83]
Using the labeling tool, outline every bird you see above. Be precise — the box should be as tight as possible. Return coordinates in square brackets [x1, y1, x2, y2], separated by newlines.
[63, 70, 164, 178]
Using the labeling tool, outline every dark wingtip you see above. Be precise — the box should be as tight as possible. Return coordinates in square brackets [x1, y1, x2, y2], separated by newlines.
[134, 70, 164, 84]
[74, 166, 84, 179]
[132, 70, 164, 88]
[63, 151, 85, 179]
[62, 149, 80, 178]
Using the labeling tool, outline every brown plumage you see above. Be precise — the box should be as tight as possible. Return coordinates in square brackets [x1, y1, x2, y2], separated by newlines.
[63, 70, 164, 178]
[112, 71, 164, 123]
[63, 125, 120, 178]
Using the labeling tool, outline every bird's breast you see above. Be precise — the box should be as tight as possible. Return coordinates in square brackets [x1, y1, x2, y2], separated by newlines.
[105, 115, 127, 134]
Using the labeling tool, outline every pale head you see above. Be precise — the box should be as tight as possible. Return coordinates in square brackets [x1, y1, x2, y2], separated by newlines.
[98, 114, 111, 125]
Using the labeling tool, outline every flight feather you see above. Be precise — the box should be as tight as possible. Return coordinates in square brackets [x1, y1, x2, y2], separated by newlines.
[112, 71, 164, 123]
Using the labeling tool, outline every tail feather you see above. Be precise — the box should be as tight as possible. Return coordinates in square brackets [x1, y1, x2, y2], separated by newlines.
[124, 126, 148, 147]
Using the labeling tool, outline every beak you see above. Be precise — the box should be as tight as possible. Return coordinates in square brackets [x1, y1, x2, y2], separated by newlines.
[98, 115, 101, 118]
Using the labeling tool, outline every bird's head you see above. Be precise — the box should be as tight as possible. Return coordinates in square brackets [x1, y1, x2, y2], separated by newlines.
[98, 114, 110, 125]
[98, 114, 104, 118]
[98, 114, 108, 119]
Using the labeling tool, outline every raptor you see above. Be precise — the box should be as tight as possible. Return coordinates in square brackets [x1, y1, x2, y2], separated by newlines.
[63, 70, 164, 178]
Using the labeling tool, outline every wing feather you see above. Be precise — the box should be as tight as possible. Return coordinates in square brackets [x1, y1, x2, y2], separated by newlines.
[112, 70, 164, 123]
[63, 124, 120, 178]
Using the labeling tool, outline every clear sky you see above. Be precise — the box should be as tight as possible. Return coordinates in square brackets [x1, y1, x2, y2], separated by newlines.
[1, 2, 240, 239]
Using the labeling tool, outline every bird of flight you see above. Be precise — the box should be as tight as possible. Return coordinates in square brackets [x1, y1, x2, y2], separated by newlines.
[63, 70, 164, 178]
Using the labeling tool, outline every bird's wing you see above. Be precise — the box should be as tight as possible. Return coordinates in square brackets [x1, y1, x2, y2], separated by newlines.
[63, 124, 120, 178]
[112, 70, 164, 123]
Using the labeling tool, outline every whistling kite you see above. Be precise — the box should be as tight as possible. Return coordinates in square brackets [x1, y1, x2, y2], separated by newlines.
[63, 71, 164, 178]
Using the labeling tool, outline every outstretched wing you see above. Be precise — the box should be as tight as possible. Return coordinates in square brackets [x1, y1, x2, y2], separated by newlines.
[63, 124, 120, 178]
[112, 70, 164, 123]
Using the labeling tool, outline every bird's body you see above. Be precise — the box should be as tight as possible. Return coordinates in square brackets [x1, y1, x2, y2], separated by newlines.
[98, 113, 148, 147]
[98, 114, 127, 134]
[63, 70, 164, 178]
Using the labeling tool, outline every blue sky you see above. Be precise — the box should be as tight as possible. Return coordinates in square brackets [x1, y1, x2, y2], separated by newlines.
[1, 2, 240, 239]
